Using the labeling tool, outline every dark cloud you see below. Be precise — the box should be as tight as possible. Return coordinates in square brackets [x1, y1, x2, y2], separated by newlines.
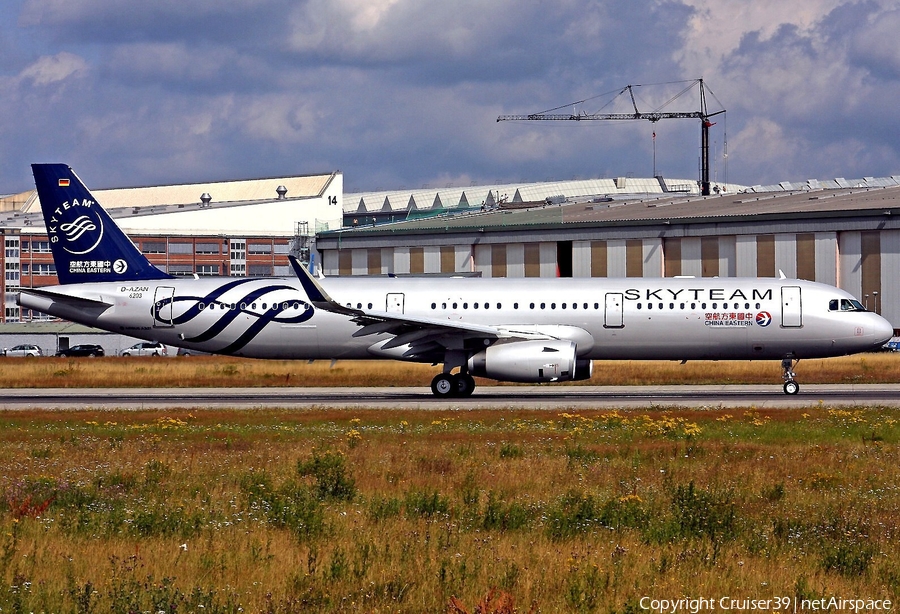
[1, 0, 898, 194]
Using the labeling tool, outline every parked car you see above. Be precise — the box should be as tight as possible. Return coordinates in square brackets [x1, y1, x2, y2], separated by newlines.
[3, 344, 43, 357]
[121, 341, 168, 357]
[176, 347, 209, 356]
[56, 344, 105, 357]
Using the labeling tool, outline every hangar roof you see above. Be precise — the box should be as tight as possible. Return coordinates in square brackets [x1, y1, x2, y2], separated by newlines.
[345, 176, 706, 214]
[323, 181, 900, 239]
[21, 172, 335, 214]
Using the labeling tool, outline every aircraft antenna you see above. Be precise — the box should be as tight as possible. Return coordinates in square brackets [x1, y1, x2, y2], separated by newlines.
[497, 78, 726, 196]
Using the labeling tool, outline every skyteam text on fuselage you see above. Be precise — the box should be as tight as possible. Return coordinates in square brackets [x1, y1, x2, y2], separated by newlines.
[18, 164, 895, 397]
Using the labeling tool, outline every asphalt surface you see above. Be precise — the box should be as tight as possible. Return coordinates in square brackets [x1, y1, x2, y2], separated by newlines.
[3, 384, 900, 410]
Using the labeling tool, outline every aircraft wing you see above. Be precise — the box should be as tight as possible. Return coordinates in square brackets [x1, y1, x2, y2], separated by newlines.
[288, 257, 554, 352]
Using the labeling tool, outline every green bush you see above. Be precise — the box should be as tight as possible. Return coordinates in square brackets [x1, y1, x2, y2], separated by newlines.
[297, 450, 356, 501]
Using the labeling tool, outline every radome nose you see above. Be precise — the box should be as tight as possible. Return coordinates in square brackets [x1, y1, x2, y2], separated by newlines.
[873, 313, 895, 346]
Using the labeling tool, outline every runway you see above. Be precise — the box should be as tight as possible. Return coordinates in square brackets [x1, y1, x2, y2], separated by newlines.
[3, 384, 900, 410]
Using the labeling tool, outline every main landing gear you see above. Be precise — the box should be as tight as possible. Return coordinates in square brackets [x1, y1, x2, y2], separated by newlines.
[782, 357, 800, 395]
[431, 372, 476, 398]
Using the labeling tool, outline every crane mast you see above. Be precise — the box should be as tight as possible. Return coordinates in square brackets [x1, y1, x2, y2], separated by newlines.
[497, 79, 726, 196]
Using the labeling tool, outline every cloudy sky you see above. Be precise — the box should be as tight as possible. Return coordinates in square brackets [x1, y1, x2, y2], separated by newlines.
[2, 0, 899, 194]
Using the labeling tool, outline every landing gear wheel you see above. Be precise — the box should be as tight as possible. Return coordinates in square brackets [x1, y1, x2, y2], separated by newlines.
[781, 357, 800, 395]
[783, 381, 800, 395]
[454, 373, 476, 397]
[431, 373, 456, 398]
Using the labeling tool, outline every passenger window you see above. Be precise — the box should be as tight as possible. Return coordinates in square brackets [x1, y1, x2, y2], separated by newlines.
[530, 303, 535, 309]
[453, 303, 458, 309]
[368, 303, 373, 309]
[463, 303, 468, 309]
[541, 303, 546, 309]
[637, 303, 643, 310]
[593, 303, 599, 309]
[514, 303, 519, 309]
[474, 303, 478, 309]
[442, 302, 447, 309]
[484, 303, 489, 309]
[431, 302, 436, 309]
[551, 303, 556, 309]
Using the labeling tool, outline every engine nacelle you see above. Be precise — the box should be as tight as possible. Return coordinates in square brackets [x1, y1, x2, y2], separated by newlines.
[467, 340, 593, 383]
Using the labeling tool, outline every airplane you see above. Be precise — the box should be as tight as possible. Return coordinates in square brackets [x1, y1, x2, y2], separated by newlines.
[17, 163, 895, 397]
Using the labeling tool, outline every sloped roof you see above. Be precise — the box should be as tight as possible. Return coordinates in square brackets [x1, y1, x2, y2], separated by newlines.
[22, 173, 335, 214]
[324, 183, 900, 238]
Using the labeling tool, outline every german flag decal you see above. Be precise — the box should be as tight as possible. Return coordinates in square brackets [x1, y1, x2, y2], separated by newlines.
[58, 178, 70, 187]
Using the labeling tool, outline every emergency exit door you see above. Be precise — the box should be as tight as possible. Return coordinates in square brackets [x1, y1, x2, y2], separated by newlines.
[386, 293, 405, 314]
[604, 292, 624, 328]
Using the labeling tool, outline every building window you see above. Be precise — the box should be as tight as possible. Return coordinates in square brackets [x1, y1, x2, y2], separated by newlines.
[168, 264, 193, 276]
[169, 243, 192, 255]
[249, 265, 272, 277]
[142, 241, 166, 254]
[196, 265, 220, 276]
[248, 243, 272, 255]
[33, 263, 57, 276]
[196, 243, 221, 254]
[32, 241, 51, 253]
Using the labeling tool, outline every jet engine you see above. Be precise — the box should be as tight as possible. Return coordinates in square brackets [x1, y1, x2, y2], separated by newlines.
[467, 340, 593, 383]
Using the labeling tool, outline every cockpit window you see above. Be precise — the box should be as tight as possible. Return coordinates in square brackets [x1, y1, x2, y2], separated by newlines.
[829, 298, 866, 312]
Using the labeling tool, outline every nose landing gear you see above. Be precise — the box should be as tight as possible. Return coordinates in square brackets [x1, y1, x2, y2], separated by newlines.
[782, 357, 800, 395]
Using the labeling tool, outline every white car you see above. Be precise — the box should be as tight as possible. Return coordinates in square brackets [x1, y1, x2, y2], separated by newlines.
[121, 341, 168, 357]
[3, 344, 43, 357]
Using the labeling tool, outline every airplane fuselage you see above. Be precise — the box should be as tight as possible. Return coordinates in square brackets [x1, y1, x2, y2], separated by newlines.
[19, 275, 891, 362]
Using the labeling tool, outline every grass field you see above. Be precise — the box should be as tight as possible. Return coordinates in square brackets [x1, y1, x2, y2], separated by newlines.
[2, 405, 900, 613]
[0, 353, 898, 388]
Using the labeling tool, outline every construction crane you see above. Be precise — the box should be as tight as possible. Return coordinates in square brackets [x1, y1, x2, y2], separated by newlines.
[497, 78, 726, 196]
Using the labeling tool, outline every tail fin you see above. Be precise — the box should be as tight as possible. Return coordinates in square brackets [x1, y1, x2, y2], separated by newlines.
[31, 164, 172, 285]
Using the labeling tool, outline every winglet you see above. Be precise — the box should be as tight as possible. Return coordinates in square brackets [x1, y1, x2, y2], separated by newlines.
[288, 255, 361, 316]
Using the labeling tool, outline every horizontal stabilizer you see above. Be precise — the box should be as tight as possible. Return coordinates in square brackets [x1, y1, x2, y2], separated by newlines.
[19, 287, 113, 308]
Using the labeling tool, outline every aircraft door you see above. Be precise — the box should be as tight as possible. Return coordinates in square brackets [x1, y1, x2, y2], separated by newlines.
[153, 286, 176, 328]
[604, 292, 624, 328]
[386, 293, 405, 314]
[781, 286, 802, 327]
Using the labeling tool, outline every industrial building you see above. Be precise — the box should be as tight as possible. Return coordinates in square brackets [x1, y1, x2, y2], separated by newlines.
[2, 169, 900, 337]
